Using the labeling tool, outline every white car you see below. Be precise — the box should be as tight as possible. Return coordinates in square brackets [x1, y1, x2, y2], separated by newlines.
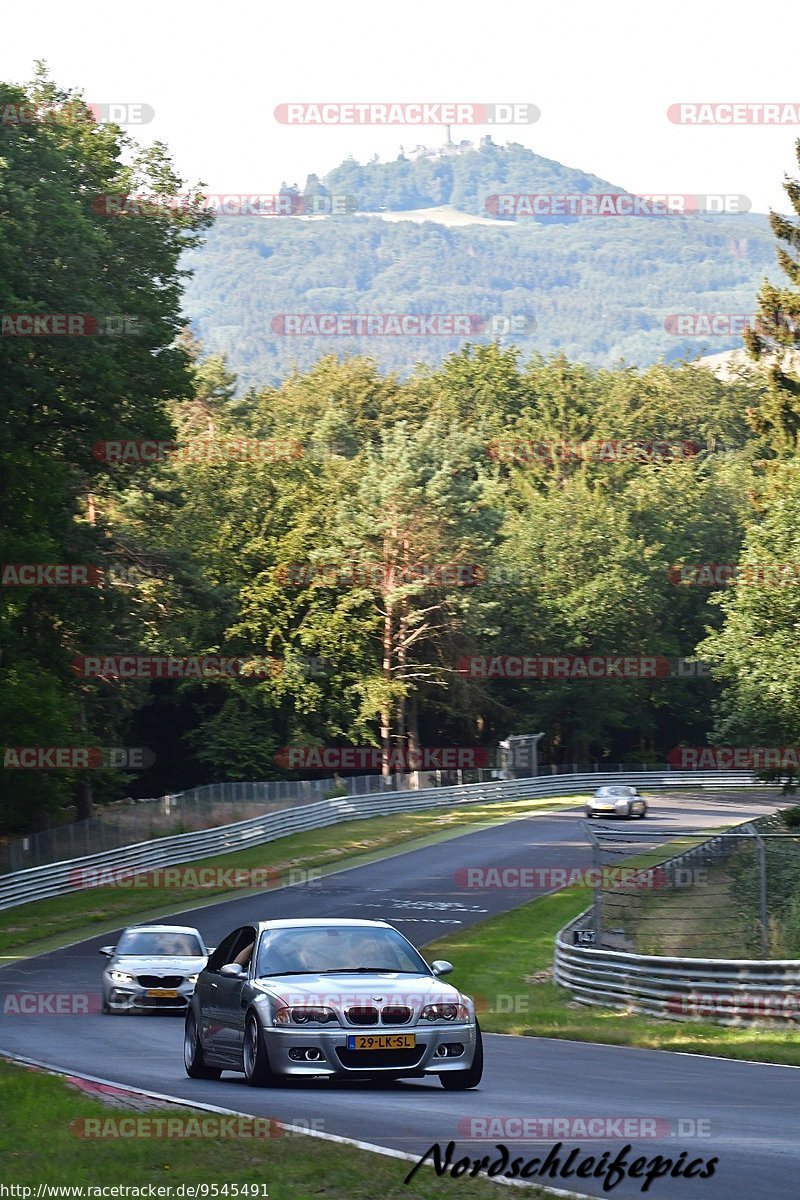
[100, 924, 209, 1014]
[585, 785, 647, 819]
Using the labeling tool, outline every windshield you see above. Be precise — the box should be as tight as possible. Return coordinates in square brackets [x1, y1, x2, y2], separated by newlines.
[116, 931, 204, 957]
[597, 787, 634, 796]
[255, 926, 429, 977]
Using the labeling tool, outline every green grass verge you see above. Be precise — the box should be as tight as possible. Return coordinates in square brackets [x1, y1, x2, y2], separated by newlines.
[0, 1059, 561, 1198]
[0, 795, 584, 961]
[423, 886, 800, 1066]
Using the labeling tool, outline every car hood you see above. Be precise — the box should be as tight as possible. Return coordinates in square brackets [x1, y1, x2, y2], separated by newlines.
[254, 972, 463, 1007]
[109, 956, 206, 972]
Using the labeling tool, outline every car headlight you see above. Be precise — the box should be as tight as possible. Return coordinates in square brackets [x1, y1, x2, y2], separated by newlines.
[188, 974, 199, 984]
[109, 970, 135, 984]
[274, 1005, 338, 1026]
[420, 1002, 468, 1022]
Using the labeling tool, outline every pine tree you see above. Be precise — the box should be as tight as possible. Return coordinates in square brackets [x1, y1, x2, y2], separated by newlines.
[745, 138, 800, 451]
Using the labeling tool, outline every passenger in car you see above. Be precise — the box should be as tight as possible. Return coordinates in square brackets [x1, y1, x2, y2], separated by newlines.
[233, 941, 254, 968]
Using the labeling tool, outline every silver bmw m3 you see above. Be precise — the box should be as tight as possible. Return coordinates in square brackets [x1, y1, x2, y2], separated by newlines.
[184, 917, 483, 1089]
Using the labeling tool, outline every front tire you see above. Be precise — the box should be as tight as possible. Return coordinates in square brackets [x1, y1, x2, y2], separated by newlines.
[243, 1012, 279, 1087]
[184, 1010, 221, 1080]
[439, 1022, 483, 1090]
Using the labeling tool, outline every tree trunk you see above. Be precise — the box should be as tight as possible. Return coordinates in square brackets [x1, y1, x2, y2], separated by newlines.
[381, 595, 394, 780]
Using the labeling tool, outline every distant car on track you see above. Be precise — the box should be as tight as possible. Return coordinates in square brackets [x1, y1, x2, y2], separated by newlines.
[585, 785, 648, 819]
[184, 917, 483, 1089]
[100, 924, 209, 1014]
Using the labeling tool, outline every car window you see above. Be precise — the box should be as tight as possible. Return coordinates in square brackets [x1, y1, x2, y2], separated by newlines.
[116, 930, 203, 956]
[206, 930, 241, 972]
[255, 926, 429, 976]
[206, 926, 257, 973]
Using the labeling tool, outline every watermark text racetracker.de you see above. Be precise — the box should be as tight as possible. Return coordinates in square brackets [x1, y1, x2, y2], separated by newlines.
[486, 193, 748, 218]
[668, 563, 800, 586]
[271, 314, 530, 337]
[664, 313, 798, 336]
[2, 747, 153, 770]
[668, 991, 800, 1019]
[91, 192, 357, 217]
[275, 562, 485, 588]
[667, 102, 800, 125]
[68, 865, 323, 890]
[454, 865, 707, 890]
[2, 992, 102, 1016]
[275, 746, 491, 771]
[92, 438, 304, 463]
[457, 655, 711, 680]
[0, 101, 155, 126]
[487, 439, 697, 464]
[668, 746, 800, 770]
[455, 1116, 713, 1140]
[1, 314, 143, 337]
[273, 102, 540, 125]
[71, 1116, 281, 1140]
[70, 654, 330, 681]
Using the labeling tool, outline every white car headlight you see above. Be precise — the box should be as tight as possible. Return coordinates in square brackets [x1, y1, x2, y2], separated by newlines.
[109, 970, 135, 984]
[188, 974, 199, 984]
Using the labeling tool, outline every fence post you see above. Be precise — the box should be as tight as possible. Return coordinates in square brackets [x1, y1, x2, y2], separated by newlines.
[752, 829, 768, 957]
[584, 821, 603, 944]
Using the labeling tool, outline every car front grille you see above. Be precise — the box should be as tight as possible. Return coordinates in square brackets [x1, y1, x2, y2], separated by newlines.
[381, 1005, 412, 1024]
[136, 975, 184, 988]
[135, 995, 187, 1008]
[345, 1005, 379, 1025]
[335, 1047, 423, 1069]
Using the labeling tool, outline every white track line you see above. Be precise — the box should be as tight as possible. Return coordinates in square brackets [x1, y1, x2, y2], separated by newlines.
[0, 1049, 595, 1199]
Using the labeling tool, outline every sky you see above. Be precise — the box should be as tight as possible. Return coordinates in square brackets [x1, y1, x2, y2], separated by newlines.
[3, 0, 800, 215]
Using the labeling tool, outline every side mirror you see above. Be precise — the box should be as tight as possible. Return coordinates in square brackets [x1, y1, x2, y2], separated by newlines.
[205, 947, 215, 957]
[220, 962, 245, 978]
[431, 959, 453, 977]
[99, 946, 115, 957]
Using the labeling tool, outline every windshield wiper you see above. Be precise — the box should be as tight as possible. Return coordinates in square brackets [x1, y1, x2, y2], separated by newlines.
[319, 967, 410, 973]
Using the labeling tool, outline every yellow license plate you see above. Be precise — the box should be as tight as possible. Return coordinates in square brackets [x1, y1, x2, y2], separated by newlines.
[347, 1034, 415, 1050]
[146, 988, 178, 998]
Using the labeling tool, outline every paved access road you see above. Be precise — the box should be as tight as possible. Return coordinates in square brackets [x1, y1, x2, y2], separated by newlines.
[1, 790, 796, 1199]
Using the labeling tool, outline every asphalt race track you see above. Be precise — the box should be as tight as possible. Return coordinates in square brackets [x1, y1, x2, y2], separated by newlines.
[2, 790, 798, 1199]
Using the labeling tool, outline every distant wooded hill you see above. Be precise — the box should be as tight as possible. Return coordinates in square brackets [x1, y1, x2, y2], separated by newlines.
[181, 142, 775, 389]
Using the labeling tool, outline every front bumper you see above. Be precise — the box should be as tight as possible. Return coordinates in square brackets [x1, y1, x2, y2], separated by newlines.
[261, 1021, 477, 1077]
[105, 981, 194, 1012]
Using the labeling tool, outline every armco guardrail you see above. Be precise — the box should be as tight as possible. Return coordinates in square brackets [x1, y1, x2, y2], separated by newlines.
[0, 770, 760, 912]
[554, 923, 800, 1025]
[553, 815, 800, 1026]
